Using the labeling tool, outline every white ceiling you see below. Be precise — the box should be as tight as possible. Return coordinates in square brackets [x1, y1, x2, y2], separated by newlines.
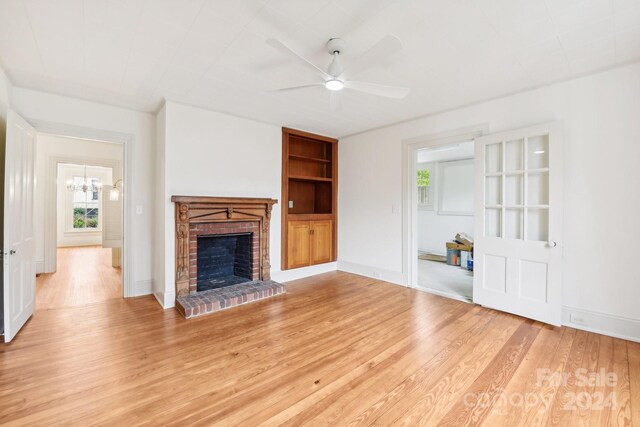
[1, 0, 639, 137]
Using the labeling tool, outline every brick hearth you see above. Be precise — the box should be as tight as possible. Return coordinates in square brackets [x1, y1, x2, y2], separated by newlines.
[175, 280, 286, 319]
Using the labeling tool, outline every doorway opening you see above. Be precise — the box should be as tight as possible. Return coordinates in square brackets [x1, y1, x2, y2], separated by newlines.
[35, 134, 124, 310]
[415, 141, 475, 302]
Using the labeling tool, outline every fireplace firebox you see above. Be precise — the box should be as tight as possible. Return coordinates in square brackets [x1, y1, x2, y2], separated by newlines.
[196, 233, 253, 292]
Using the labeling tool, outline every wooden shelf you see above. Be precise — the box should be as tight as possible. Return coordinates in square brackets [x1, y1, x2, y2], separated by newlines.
[282, 127, 338, 270]
[288, 175, 333, 183]
[288, 213, 334, 221]
[289, 154, 331, 164]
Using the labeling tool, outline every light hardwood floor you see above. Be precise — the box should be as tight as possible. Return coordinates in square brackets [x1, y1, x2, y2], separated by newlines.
[36, 246, 122, 310]
[1, 271, 638, 425]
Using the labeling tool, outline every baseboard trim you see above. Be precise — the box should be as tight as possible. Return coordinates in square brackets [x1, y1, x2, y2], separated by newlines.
[562, 306, 640, 343]
[271, 262, 337, 283]
[35, 260, 45, 275]
[336, 260, 406, 286]
[153, 291, 165, 308]
[132, 279, 153, 297]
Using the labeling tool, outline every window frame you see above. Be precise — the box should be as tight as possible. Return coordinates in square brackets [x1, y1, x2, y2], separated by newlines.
[417, 161, 435, 211]
[66, 175, 103, 234]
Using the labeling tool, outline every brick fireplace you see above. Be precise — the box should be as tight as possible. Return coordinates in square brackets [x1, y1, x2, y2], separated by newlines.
[172, 196, 278, 298]
[190, 222, 259, 292]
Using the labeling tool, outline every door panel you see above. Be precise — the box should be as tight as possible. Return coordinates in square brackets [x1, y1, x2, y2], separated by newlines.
[473, 122, 563, 325]
[310, 220, 332, 265]
[4, 111, 37, 342]
[287, 221, 310, 269]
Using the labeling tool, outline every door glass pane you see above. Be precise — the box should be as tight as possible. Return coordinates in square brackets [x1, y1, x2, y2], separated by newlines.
[485, 143, 502, 173]
[527, 135, 549, 169]
[505, 174, 523, 205]
[485, 176, 502, 205]
[527, 208, 549, 241]
[505, 208, 523, 240]
[505, 139, 524, 171]
[527, 171, 549, 205]
[485, 208, 502, 238]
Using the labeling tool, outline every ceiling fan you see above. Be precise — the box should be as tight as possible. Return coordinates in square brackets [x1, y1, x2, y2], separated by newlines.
[266, 34, 410, 108]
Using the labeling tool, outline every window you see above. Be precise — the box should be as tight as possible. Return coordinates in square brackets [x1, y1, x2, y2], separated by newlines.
[417, 163, 434, 210]
[71, 176, 100, 230]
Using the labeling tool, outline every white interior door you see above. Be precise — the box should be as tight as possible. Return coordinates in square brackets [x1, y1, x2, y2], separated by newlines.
[473, 122, 563, 325]
[3, 110, 37, 342]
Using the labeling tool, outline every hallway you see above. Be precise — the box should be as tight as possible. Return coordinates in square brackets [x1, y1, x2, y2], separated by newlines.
[36, 246, 122, 310]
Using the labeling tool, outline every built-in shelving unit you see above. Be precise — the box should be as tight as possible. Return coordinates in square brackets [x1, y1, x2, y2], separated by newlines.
[282, 127, 338, 270]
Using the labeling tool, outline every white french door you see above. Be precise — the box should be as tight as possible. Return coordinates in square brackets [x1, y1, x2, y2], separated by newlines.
[3, 110, 37, 342]
[473, 122, 563, 325]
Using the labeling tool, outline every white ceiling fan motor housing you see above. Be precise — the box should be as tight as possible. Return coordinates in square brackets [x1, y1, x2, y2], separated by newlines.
[326, 38, 346, 55]
[326, 38, 346, 78]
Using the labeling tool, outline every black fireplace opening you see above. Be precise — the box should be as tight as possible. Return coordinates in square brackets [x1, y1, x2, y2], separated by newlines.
[197, 233, 253, 292]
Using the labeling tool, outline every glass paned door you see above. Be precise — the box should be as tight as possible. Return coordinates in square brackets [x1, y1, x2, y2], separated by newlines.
[474, 122, 563, 326]
[483, 137, 550, 242]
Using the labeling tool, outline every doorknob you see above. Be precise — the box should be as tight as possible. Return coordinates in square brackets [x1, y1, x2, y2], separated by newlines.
[547, 241, 557, 248]
[9, 249, 16, 255]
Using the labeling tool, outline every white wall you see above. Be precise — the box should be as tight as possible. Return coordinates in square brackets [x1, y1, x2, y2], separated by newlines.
[0, 65, 11, 119]
[418, 212, 474, 254]
[154, 105, 166, 305]
[0, 65, 11, 334]
[56, 163, 113, 247]
[154, 101, 336, 307]
[417, 158, 474, 254]
[12, 88, 156, 296]
[339, 62, 640, 340]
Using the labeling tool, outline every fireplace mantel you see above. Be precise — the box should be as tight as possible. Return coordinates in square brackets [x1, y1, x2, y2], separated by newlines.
[172, 196, 278, 297]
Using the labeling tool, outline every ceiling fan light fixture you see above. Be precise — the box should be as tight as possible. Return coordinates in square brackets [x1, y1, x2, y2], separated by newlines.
[325, 79, 344, 91]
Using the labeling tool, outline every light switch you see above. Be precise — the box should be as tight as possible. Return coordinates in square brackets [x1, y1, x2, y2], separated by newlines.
[136, 205, 143, 214]
[288, 200, 294, 208]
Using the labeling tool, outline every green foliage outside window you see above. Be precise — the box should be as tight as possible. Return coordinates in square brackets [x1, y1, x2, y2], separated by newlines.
[417, 169, 430, 187]
[73, 207, 99, 229]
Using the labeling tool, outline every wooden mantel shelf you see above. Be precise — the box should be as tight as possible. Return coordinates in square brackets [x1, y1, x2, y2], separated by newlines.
[171, 196, 278, 206]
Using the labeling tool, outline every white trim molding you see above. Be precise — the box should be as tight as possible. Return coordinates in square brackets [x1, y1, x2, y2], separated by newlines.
[336, 261, 405, 286]
[29, 119, 136, 298]
[272, 262, 338, 284]
[133, 279, 154, 297]
[401, 124, 489, 289]
[562, 306, 640, 343]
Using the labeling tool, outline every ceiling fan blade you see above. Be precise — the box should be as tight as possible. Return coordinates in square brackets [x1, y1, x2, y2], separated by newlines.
[344, 80, 410, 99]
[269, 83, 324, 93]
[329, 90, 343, 112]
[339, 34, 402, 80]
[266, 39, 330, 80]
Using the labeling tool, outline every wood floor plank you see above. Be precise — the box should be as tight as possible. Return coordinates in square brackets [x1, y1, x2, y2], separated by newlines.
[435, 320, 541, 426]
[367, 311, 520, 426]
[612, 339, 632, 426]
[36, 246, 122, 310]
[547, 329, 590, 425]
[629, 341, 640, 427]
[271, 306, 501, 427]
[477, 324, 566, 426]
[0, 269, 637, 426]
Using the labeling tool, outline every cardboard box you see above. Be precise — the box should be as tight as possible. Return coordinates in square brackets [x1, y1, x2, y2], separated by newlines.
[455, 232, 474, 247]
[446, 242, 473, 252]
